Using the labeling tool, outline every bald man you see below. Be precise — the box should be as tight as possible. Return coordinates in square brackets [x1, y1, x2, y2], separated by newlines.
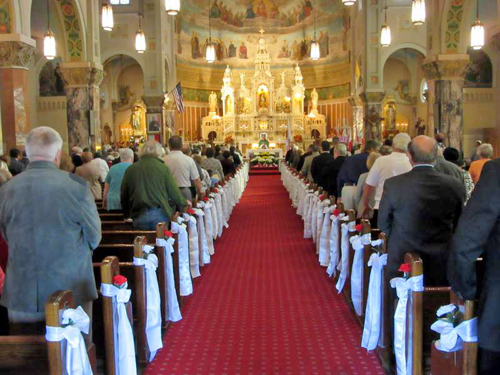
[378, 135, 465, 285]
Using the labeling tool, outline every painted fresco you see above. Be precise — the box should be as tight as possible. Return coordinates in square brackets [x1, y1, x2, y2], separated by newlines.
[39, 58, 66, 97]
[0, 0, 12, 34]
[464, 48, 493, 88]
[177, 0, 349, 68]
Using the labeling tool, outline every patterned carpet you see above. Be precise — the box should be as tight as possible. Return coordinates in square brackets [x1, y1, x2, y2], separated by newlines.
[144, 174, 385, 375]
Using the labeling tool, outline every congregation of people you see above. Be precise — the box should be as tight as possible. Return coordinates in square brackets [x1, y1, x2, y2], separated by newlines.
[0, 127, 244, 343]
[285, 133, 499, 374]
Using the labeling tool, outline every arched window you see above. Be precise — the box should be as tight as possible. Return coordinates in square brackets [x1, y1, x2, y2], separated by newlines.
[420, 79, 428, 103]
[111, 0, 130, 4]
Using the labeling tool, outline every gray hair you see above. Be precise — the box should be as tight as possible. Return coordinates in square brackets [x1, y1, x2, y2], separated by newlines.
[364, 139, 381, 152]
[335, 143, 347, 156]
[478, 143, 493, 159]
[140, 140, 163, 158]
[408, 139, 438, 164]
[119, 148, 134, 161]
[311, 144, 320, 152]
[0, 169, 12, 188]
[26, 127, 63, 162]
[392, 133, 412, 153]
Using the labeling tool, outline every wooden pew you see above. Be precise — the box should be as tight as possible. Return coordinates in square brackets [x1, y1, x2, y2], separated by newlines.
[0, 290, 97, 374]
[431, 291, 478, 375]
[100, 230, 156, 245]
[100, 212, 125, 221]
[101, 220, 134, 231]
[404, 253, 451, 375]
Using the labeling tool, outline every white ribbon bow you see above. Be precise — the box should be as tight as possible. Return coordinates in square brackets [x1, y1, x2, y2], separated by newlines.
[45, 306, 93, 375]
[101, 283, 137, 375]
[430, 304, 478, 352]
[362, 253, 388, 351]
[133, 252, 163, 361]
[183, 213, 200, 278]
[335, 223, 351, 293]
[326, 213, 344, 277]
[171, 222, 193, 296]
[390, 275, 424, 375]
[156, 238, 182, 322]
[350, 235, 365, 316]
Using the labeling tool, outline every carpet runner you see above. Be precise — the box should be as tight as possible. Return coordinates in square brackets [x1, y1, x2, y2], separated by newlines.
[144, 174, 385, 375]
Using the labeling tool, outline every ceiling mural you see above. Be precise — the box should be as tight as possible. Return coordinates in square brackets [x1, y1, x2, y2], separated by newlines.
[176, 0, 350, 69]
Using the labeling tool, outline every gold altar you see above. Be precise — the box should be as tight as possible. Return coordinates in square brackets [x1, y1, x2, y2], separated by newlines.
[201, 32, 326, 154]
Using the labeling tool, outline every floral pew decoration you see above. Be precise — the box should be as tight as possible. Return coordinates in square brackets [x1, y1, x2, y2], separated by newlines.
[430, 304, 478, 353]
[133, 238, 162, 361]
[184, 209, 201, 278]
[335, 210, 357, 293]
[171, 216, 193, 297]
[100, 260, 137, 375]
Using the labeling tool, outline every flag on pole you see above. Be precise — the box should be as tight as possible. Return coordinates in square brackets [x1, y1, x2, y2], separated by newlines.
[172, 82, 185, 114]
[285, 119, 292, 151]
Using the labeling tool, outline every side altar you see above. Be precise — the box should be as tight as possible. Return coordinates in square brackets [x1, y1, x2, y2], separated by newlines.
[201, 31, 326, 155]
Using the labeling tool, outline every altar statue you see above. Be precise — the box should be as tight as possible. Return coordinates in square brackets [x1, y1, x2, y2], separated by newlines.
[311, 88, 319, 111]
[209, 91, 218, 113]
[259, 92, 268, 108]
[258, 133, 270, 149]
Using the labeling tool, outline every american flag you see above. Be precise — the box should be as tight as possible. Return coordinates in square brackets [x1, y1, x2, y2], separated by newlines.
[172, 82, 185, 113]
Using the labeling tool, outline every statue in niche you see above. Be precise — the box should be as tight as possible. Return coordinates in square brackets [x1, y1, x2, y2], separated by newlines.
[365, 106, 383, 140]
[386, 102, 396, 131]
[209, 91, 218, 113]
[130, 105, 143, 131]
[311, 88, 319, 111]
[415, 117, 426, 136]
[259, 92, 268, 108]
[226, 96, 233, 114]
[294, 64, 303, 86]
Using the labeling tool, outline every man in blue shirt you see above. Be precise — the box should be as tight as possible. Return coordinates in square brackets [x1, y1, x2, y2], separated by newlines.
[103, 148, 134, 211]
[337, 139, 380, 196]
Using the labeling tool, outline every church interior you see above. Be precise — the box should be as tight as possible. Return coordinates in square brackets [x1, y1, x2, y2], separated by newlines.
[0, 0, 499, 374]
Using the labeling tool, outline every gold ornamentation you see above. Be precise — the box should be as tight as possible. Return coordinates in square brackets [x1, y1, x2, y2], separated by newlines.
[0, 41, 35, 69]
[59, 67, 104, 87]
[361, 91, 386, 104]
[422, 58, 469, 81]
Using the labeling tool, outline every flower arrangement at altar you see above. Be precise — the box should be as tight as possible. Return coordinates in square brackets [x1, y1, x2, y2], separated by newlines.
[293, 134, 303, 143]
[224, 135, 234, 144]
[250, 152, 279, 167]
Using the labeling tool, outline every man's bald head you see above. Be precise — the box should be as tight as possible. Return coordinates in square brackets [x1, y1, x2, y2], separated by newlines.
[408, 135, 438, 165]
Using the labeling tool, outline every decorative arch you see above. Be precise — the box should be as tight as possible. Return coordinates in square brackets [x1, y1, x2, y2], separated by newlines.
[101, 49, 146, 77]
[380, 44, 426, 86]
[53, 0, 86, 61]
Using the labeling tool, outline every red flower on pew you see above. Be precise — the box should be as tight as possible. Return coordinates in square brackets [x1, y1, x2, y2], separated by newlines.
[213, 188, 219, 193]
[187, 208, 196, 215]
[203, 196, 209, 202]
[333, 209, 341, 217]
[320, 195, 327, 201]
[355, 224, 363, 232]
[113, 275, 128, 288]
[164, 230, 174, 238]
[398, 263, 412, 274]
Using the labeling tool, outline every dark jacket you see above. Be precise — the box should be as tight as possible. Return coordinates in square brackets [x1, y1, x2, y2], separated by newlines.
[337, 152, 369, 195]
[378, 166, 464, 285]
[297, 151, 311, 172]
[311, 152, 334, 189]
[323, 156, 346, 197]
[448, 159, 500, 351]
[0, 161, 101, 311]
[8, 158, 25, 176]
[221, 158, 236, 176]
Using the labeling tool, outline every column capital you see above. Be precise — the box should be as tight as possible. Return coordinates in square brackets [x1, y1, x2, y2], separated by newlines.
[0, 34, 36, 69]
[360, 91, 385, 104]
[143, 95, 167, 113]
[60, 62, 104, 88]
[422, 54, 470, 81]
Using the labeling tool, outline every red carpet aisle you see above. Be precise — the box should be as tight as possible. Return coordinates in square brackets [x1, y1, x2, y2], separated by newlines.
[145, 175, 385, 375]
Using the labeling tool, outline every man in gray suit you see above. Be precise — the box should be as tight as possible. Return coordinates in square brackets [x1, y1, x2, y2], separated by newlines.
[0, 127, 101, 336]
[300, 144, 320, 182]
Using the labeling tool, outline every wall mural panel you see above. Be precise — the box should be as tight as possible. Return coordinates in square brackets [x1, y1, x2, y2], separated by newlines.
[0, 0, 12, 34]
[177, 0, 349, 68]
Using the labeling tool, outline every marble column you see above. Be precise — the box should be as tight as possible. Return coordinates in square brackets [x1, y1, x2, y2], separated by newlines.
[361, 91, 385, 141]
[422, 54, 469, 150]
[348, 95, 365, 144]
[0, 36, 36, 150]
[143, 95, 167, 143]
[60, 62, 104, 149]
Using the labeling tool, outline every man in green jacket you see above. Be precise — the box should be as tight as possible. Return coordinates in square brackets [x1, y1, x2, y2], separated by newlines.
[121, 140, 190, 230]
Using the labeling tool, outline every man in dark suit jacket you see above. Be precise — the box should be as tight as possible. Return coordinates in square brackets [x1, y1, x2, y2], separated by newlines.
[448, 159, 500, 374]
[378, 136, 464, 285]
[311, 140, 333, 189]
[337, 139, 380, 195]
[297, 144, 312, 172]
[323, 143, 348, 197]
[8, 149, 25, 176]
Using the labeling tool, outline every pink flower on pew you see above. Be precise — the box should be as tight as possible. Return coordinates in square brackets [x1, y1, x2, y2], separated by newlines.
[164, 230, 174, 238]
[398, 263, 412, 274]
[332, 209, 341, 217]
[113, 275, 128, 289]
[355, 224, 363, 232]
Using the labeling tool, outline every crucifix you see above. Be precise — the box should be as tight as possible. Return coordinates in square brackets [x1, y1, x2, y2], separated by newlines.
[259, 29, 265, 37]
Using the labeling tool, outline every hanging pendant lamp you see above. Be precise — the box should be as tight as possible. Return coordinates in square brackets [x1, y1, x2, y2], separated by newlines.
[44, 0, 56, 60]
[471, 0, 484, 50]
[102, 1, 114, 31]
[342, 0, 356, 6]
[310, 1, 320, 60]
[165, 0, 181, 15]
[135, 1, 146, 54]
[411, 0, 425, 26]
[380, 3, 391, 47]
[206, 0, 215, 63]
